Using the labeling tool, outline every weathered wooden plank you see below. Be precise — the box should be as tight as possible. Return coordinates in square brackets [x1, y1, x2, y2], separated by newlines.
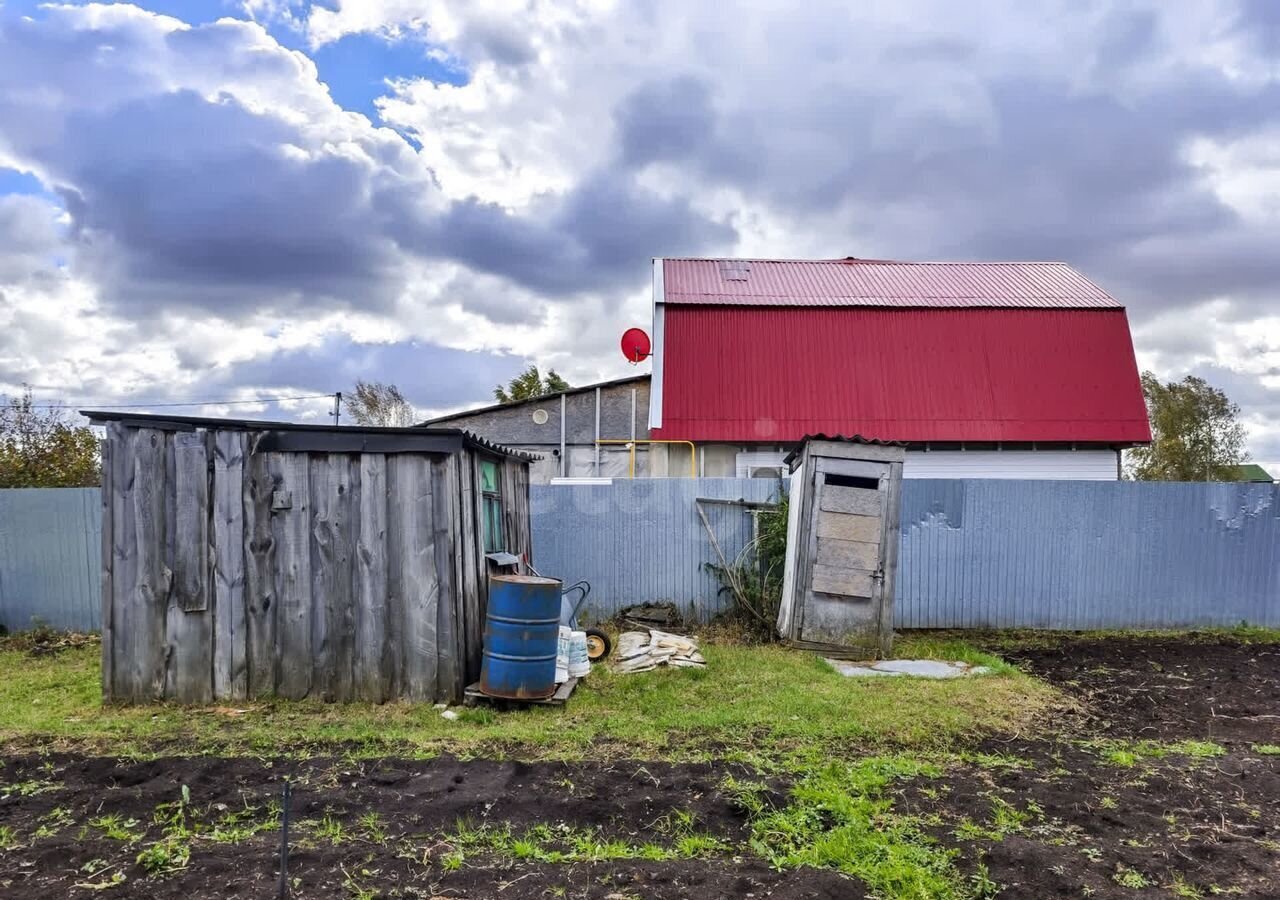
[820, 484, 882, 517]
[172, 433, 209, 612]
[310, 453, 355, 702]
[99, 429, 115, 702]
[877, 460, 904, 656]
[354, 454, 390, 702]
[437, 454, 464, 702]
[213, 430, 248, 700]
[816, 511, 882, 544]
[165, 432, 213, 703]
[131, 428, 169, 701]
[816, 537, 879, 571]
[109, 425, 138, 700]
[243, 442, 278, 698]
[391, 455, 439, 702]
[458, 451, 484, 685]
[270, 453, 312, 700]
[811, 564, 874, 598]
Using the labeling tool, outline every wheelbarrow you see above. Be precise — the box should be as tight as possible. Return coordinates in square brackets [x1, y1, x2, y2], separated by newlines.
[559, 580, 612, 661]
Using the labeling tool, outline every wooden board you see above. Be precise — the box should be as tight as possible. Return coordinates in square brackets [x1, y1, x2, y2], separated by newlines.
[271, 452, 312, 700]
[212, 430, 248, 700]
[99, 428, 115, 701]
[390, 454, 439, 702]
[816, 537, 879, 571]
[815, 511, 881, 543]
[819, 484, 882, 517]
[811, 564, 874, 598]
[243, 442, 277, 698]
[354, 453, 390, 703]
[165, 432, 213, 703]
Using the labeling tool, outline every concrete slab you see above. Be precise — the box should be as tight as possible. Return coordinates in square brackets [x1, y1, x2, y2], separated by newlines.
[825, 658, 992, 679]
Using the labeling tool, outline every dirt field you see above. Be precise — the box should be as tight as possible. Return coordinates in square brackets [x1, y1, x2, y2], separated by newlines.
[0, 633, 1276, 898]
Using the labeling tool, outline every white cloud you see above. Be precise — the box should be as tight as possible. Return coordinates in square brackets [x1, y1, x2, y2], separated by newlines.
[0, 0, 1278, 467]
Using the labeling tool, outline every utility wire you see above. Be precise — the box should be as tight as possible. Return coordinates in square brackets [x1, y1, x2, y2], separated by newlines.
[19, 394, 336, 410]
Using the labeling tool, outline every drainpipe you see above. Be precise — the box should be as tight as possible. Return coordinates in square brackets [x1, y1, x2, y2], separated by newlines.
[560, 393, 566, 478]
[594, 386, 601, 476]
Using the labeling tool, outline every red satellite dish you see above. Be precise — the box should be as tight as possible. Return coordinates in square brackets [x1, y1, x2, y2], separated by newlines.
[620, 327, 652, 364]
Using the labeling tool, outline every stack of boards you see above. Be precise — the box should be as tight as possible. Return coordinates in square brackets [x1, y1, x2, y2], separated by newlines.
[614, 629, 706, 674]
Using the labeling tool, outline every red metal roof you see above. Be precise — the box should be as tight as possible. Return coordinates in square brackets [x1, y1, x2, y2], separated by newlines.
[662, 258, 1121, 308]
[650, 306, 1151, 444]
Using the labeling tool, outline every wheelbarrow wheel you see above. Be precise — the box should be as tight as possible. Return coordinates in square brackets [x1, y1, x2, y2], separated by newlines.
[585, 628, 612, 661]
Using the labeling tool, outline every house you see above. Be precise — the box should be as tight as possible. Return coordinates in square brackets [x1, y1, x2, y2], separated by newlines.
[425, 376, 652, 483]
[85, 410, 536, 705]
[1223, 463, 1275, 484]
[646, 257, 1151, 480]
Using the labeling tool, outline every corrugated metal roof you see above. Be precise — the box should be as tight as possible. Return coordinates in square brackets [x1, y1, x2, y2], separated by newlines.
[661, 258, 1121, 308]
[649, 306, 1151, 444]
[80, 410, 541, 461]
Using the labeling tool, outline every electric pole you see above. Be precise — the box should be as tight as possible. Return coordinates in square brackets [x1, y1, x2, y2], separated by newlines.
[332, 391, 342, 426]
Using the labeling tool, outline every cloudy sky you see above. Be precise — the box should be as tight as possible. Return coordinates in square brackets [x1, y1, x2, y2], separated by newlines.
[0, 1, 1277, 466]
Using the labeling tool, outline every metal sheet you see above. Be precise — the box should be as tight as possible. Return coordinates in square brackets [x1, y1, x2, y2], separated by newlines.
[0, 488, 101, 632]
[661, 259, 1121, 308]
[896, 480, 1280, 629]
[530, 479, 779, 622]
[649, 306, 1150, 445]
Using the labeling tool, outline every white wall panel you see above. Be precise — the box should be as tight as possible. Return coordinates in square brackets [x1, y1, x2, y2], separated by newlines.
[904, 450, 1118, 480]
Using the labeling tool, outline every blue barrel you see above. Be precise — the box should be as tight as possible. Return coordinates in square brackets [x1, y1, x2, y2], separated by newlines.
[480, 575, 562, 700]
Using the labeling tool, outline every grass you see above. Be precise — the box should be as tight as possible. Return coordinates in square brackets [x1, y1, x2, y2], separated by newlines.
[1252, 744, 1280, 756]
[972, 624, 1280, 651]
[0, 640, 1058, 763]
[438, 820, 728, 866]
[1088, 739, 1227, 767]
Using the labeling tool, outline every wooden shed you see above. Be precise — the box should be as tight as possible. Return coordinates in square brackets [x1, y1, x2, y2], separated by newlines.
[85, 411, 536, 705]
[776, 436, 905, 656]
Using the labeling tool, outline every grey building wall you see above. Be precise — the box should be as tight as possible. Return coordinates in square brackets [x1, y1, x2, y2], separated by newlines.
[429, 377, 650, 481]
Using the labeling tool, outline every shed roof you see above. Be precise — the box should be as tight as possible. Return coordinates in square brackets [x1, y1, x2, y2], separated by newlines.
[1223, 463, 1274, 483]
[81, 410, 540, 461]
[661, 258, 1121, 308]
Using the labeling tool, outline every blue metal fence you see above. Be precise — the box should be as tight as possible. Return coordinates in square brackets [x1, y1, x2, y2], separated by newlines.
[896, 479, 1280, 629]
[2, 480, 1277, 632]
[531, 479, 781, 622]
[0, 488, 100, 632]
[534, 477, 1279, 628]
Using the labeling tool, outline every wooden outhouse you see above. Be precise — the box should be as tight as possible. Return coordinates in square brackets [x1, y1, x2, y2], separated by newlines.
[85, 411, 536, 705]
[776, 437, 905, 656]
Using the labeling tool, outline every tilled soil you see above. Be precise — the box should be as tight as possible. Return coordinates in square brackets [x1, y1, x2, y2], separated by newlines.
[0, 635, 1276, 898]
[999, 634, 1280, 743]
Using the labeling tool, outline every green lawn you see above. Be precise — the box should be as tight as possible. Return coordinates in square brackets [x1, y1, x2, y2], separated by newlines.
[0, 636, 1057, 764]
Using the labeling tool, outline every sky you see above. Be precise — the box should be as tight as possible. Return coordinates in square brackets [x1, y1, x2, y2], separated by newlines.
[0, 1, 1277, 469]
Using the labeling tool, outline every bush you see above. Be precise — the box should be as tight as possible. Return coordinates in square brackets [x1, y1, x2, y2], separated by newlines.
[705, 497, 788, 641]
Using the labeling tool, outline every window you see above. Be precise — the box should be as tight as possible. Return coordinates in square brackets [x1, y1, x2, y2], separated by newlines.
[480, 459, 505, 552]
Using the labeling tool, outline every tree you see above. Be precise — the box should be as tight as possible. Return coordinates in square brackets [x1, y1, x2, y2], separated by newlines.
[1126, 372, 1249, 481]
[0, 386, 101, 488]
[493, 365, 570, 404]
[345, 380, 417, 427]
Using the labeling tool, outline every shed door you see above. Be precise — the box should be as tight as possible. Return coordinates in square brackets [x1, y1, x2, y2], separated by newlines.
[799, 458, 891, 645]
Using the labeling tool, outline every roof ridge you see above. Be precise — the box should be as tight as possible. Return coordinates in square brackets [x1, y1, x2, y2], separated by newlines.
[660, 257, 1074, 266]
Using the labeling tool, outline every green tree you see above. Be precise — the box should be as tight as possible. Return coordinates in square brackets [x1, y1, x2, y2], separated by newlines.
[345, 380, 417, 427]
[0, 386, 101, 487]
[1126, 372, 1249, 481]
[493, 365, 570, 404]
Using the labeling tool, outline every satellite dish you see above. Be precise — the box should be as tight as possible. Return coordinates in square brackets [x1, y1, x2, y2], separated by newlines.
[620, 327, 652, 364]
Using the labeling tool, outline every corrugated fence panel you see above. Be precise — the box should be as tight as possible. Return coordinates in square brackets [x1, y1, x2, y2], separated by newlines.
[896, 480, 1280, 629]
[531, 479, 780, 622]
[0, 488, 101, 632]
[4, 480, 1278, 633]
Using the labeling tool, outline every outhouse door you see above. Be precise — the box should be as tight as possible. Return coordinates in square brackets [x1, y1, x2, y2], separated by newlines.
[798, 456, 898, 648]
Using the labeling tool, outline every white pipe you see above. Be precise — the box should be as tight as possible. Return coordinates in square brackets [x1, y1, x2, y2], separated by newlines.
[630, 387, 637, 441]
[594, 386, 601, 476]
[560, 393, 566, 478]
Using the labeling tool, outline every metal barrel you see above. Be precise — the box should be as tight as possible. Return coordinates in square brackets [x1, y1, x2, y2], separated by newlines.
[480, 575, 563, 700]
